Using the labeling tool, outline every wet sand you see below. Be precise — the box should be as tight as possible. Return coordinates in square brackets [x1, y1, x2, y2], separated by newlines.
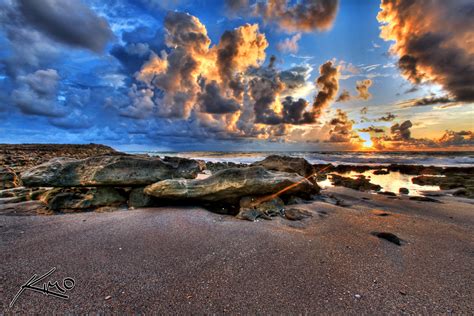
[1, 187, 473, 314]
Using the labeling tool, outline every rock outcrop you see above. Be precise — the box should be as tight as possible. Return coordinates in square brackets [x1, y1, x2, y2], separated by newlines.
[145, 166, 319, 204]
[21, 155, 203, 187]
[252, 155, 316, 179]
[0, 166, 21, 189]
[40, 187, 128, 212]
[330, 174, 382, 191]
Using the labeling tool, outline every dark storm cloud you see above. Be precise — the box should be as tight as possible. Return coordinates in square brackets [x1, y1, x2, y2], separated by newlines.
[312, 61, 339, 118]
[359, 126, 385, 133]
[378, 0, 474, 102]
[12, 69, 67, 117]
[390, 120, 412, 141]
[198, 81, 241, 114]
[17, 0, 114, 53]
[227, 0, 340, 32]
[376, 113, 396, 122]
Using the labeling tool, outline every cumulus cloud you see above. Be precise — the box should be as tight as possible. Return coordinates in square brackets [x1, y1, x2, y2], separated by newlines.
[277, 33, 302, 53]
[226, 0, 340, 32]
[336, 79, 372, 102]
[378, 0, 474, 102]
[16, 0, 114, 53]
[326, 109, 360, 143]
[134, 11, 342, 140]
[12, 69, 67, 117]
[390, 120, 412, 141]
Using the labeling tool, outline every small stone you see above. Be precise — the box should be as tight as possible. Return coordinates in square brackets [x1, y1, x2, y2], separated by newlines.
[399, 290, 407, 296]
[105, 295, 112, 300]
[354, 294, 361, 299]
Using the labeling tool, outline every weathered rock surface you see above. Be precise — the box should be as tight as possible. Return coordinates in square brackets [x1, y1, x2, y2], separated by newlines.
[330, 174, 382, 191]
[412, 174, 474, 198]
[205, 161, 247, 173]
[21, 155, 203, 187]
[0, 143, 119, 173]
[0, 166, 21, 189]
[284, 208, 313, 221]
[128, 187, 156, 208]
[40, 187, 127, 212]
[145, 167, 319, 204]
[252, 155, 315, 178]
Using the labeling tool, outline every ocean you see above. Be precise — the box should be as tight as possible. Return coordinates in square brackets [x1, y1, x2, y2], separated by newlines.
[129, 151, 474, 168]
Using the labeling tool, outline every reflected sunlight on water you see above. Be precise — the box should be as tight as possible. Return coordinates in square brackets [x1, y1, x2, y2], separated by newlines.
[318, 170, 442, 196]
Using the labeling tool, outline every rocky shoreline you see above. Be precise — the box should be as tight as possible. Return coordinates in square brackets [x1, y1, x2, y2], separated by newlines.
[1, 144, 473, 218]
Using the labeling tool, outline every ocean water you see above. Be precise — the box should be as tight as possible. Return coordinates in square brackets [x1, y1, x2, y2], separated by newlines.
[135, 151, 474, 168]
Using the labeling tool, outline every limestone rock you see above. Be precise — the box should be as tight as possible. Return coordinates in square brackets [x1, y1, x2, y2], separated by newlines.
[145, 167, 318, 204]
[21, 155, 202, 187]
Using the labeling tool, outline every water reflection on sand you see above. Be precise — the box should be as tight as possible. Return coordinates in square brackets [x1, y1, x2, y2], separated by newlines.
[318, 170, 442, 196]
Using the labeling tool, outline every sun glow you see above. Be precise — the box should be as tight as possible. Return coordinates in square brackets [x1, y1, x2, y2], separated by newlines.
[358, 132, 374, 149]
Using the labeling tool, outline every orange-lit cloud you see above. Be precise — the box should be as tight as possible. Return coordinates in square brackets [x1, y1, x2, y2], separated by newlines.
[378, 0, 474, 102]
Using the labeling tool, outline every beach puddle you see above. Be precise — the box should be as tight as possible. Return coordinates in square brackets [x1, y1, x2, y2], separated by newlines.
[318, 170, 442, 196]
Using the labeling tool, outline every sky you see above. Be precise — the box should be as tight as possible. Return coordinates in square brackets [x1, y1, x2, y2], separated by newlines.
[0, 0, 473, 151]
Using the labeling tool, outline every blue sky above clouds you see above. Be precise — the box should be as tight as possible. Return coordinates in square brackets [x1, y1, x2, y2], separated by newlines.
[0, 0, 473, 151]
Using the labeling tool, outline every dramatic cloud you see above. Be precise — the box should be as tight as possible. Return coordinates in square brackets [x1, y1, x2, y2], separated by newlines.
[397, 95, 458, 108]
[326, 109, 360, 143]
[16, 0, 114, 53]
[277, 33, 302, 53]
[378, 0, 474, 102]
[390, 120, 412, 141]
[336, 79, 372, 102]
[359, 126, 385, 133]
[226, 0, 340, 32]
[12, 69, 66, 117]
[135, 12, 342, 140]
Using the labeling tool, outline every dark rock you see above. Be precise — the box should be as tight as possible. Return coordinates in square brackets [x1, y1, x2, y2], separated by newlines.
[205, 161, 247, 173]
[409, 196, 442, 203]
[284, 208, 313, 221]
[371, 231, 403, 246]
[0, 200, 51, 216]
[41, 187, 127, 212]
[235, 209, 272, 221]
[330, 174, 382, 192]
[145, 167, 319, 204]
[399, 187, 409, 194]
[21, 155, 202, 187]
[128, 187, 156, 208]
[252, 155, 317, 183]
[373, 169, 389, 175]
[377, 191, 397, 196]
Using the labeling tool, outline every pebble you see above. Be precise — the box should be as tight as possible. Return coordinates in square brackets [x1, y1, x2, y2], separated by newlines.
[355, 294, 361, 299]
[105, 296, 112, 300]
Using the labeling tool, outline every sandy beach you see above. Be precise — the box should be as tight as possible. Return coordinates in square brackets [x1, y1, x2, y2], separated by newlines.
[2, 186, 473, 314]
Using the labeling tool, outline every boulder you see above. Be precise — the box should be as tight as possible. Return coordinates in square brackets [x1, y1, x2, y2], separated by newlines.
[330, 174, 382, 191]
[144, 167, 319, 204]
[40, 187, 127, 212]
[399, 187, 409, 194]
[128, 187, 156, 208]
[21, 155, 203, 187]
[1, 166, 21, 189]
[252, 155, 315, 179]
